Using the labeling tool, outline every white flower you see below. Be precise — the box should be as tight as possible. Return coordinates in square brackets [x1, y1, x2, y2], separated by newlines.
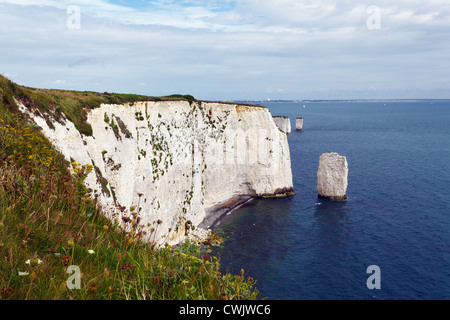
[88, 250, 95, 255]
[18, 271, 30, 276]
[25, 258, 42, 266]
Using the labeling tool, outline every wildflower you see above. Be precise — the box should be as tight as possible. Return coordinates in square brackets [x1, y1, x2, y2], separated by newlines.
[67, 239, 75, 247]
[0, 222, 3, 228]
[18, 271, 30, 276]
[248, 277, 254, 284]
[87, 283, 98, 295]
[220, 293, 230, 300]
[103, 225, 109, 231]
[88, 250, 95, 255]
[61, 256, 71, 267]
[85, 164, 93, 173]
[20, 240, 27, 248]
[121, 216, 130, 224]
[25, 258, 42, 267]
[0, 287, 13, 298]
[121, 263, 133, 274]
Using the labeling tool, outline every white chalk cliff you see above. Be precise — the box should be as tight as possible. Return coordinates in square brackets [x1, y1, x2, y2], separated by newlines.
[17, 100, 294, 245]
[273, 116, 291, 134]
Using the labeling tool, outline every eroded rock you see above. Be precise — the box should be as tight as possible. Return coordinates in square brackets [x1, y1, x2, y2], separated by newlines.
[273, 116, 291, 134]
[296, 117, 303, 131]
[317, 152, 348, 201]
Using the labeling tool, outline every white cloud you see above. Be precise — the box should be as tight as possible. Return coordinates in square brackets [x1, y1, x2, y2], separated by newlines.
[0, 0, 449, 99]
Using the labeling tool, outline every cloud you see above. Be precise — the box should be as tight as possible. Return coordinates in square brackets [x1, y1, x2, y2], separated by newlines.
[0, 0, 449, 99]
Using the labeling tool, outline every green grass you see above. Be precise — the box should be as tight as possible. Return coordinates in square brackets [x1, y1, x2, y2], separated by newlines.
[1, 75, 197, 136]
[0, 75, 259, 300]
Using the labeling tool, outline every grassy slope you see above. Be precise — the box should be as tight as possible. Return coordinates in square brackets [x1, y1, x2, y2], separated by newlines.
[0, 75, 258, 300]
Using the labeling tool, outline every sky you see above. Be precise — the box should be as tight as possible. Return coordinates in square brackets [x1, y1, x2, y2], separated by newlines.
[1, 0, 450, 100]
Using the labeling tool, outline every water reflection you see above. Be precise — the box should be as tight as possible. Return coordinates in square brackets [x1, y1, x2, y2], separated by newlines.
[313, 198, 350, 252]
[211, 196, 296, 274]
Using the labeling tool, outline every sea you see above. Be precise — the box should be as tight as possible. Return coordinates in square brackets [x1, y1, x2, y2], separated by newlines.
[209, 101, 450, 300]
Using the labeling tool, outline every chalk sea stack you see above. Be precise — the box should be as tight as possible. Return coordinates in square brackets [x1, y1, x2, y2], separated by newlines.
[317, 152, 348, 201]
[296, 117, 303, 131]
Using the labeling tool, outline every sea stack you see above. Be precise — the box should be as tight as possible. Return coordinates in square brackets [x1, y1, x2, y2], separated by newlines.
[317, 153, 348, 201]
[273, 116, 291, 134]
[296, 117, 303, 131]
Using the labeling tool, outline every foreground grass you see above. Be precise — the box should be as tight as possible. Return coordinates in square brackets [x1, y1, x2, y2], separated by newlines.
[0, 75, 259, 300]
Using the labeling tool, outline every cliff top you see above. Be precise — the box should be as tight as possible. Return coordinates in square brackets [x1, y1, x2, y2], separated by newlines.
[0, 73, 261, 300]
[0, 75, 266, 136]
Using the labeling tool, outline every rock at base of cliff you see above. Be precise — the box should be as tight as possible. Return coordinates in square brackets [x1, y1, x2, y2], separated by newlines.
[186, 227, 212, 244]
[317, 152, 348, 201]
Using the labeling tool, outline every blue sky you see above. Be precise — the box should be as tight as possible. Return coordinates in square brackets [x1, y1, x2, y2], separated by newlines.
[1, 0, 450, 100]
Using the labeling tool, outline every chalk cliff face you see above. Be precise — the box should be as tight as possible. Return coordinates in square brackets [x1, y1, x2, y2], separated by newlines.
[17, 100, 294, 245]
[272, 116, 291, 134]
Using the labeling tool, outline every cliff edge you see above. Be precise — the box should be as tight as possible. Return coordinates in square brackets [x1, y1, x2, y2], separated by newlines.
[16, 95, 294, 245]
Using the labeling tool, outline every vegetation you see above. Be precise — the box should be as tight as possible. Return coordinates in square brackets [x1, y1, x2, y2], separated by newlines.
[0, 75, 259, 300]
[0, 75, 197, 136]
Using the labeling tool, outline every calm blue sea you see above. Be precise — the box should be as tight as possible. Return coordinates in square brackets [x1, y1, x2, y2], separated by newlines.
[210, 101, 450, 300]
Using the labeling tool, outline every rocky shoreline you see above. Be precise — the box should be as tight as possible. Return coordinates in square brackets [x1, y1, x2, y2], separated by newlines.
[199, 195, 255, 230]
[185, 195, 255, 245]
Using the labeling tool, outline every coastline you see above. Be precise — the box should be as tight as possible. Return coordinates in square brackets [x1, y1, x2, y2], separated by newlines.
[199, 195, 256, 230]
[198, 187, 295, 232]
